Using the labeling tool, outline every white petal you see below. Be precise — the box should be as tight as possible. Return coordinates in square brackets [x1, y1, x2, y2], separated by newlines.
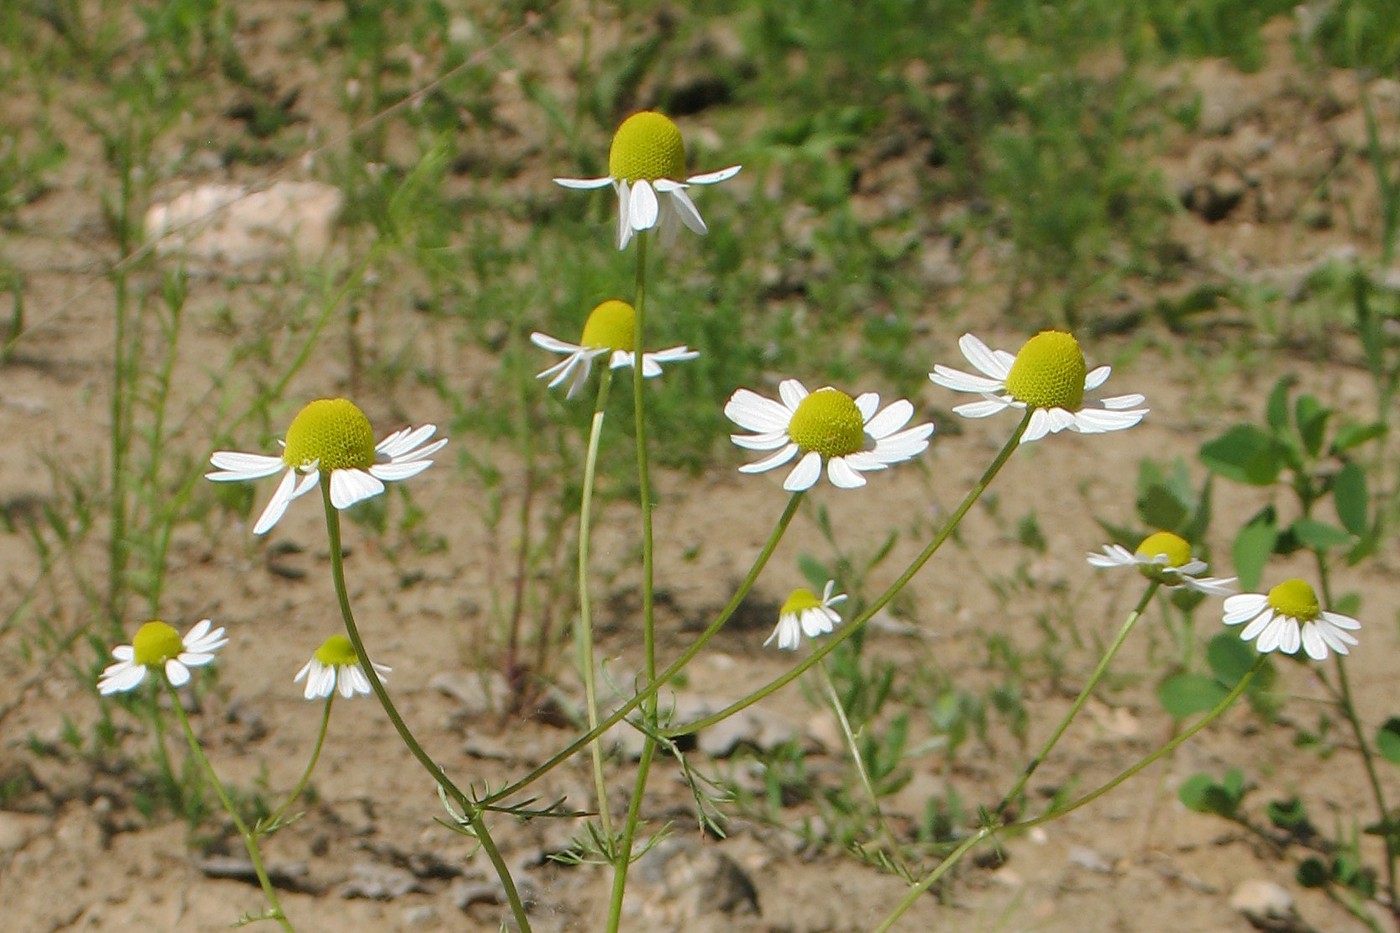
[252, 469, 301, 535]
[1319, 610, 1361, 631]
[959, 334, 1013, 380]
[616, 181, 633, 249]
[731, 430, 791, 451]
[1021, 409, 1052, 443]
[826, 457, 867, 488]
[854, 392, 879, 422]
[1240, 608, 1276, 642]
[667, 186, 707, 235]
[738, 443, 798, 474]
[165, 659, 192, 687]
[330, 469, 385, 509]
[554, 176, 613, 189]
[112, 645, 135, 661]
[369, 460, 433, 482]
[929, 366, 1006, 394]
[784, 451, 823, 491]
[1300, 624, 1328, 661]
[726, 390, 795, 433]
[1084, 365, 1111, 391]
[1100, 393, 1147, 410]
[531, 332, 584, 354]
[629, 179, 659, 231]
[864, 399, 913, 439]
[99, 662, 147, 694]
[687, 165, 741, 185]
[778, 379, 809, 411]
[1072, 407, 1147, 433]
[952, 397, 1015, 419]
[647, 346, 700, 364]
[294, 659, 314, 684]
[765, 615, 800, 650]
[206, 451, 286, 481]
[1041, 408, 1078, 434]
[376, 424, 437, 459]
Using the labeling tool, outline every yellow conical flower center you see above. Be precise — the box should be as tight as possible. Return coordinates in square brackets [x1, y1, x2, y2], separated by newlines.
[1135, 531, 1191, 568]
[282, 398, 377, 472]
[579, 299, 636, 352]
[1004, 331, 1087, 410]
[781, 588, 822, 616]
[1268, 578, 1320, 621]
[132, 620, 183, 668]
[314, 634, 359, 667]
[609, 111, 686, 183]
[788, 388, 866, 458]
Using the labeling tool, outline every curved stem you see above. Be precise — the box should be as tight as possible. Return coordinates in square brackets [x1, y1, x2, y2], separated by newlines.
[320, 488, 532, 932]
[994, 580, 1160, 820]
[820, 658, 911, 880]
[263, 695, 334, 833]
[483, 493, 804, 805]
[605, 741, 656, 932]
[873, 827, 990, 933]
[166, 682, 294, 932]
[578, 368, 615, 839]
[666, 411, 1031, 738]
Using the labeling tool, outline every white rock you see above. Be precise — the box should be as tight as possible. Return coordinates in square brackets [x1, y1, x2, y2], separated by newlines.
[1229, 878, 1295, 921]
[144, 181, 343, 266]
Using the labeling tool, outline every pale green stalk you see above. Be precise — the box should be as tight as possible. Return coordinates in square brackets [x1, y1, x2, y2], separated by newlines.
[875, 655, 1265, 932]
[666, 411, 1033, 739]
[608, 231, 657, 932]
[483, 493, 804, 806]
[165, 682, 294, 933]
[819, 658, 911, 880]
[320, 488, 531, 933]
[993, 579, 1160, 820]
[261, 695, 334, 833]
[577, 367, 615, 840]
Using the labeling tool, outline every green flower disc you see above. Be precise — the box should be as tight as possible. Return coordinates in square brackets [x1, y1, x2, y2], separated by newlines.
[283, 398, 376, 472]
[1268, 578, 1320, 621]
[132, 620, 182, 667]
[1005, 331, 1087, 411]
[609, 111, 686, 183]
[579, 300, 636, 351]
[1136, 531, 1191, 568]
[788, 388, 865, 458]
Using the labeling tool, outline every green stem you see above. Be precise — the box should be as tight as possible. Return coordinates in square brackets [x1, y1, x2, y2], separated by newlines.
[483, 493, 803, 805]
[578, 368, 615, 840]
[820, 658, 911, 880]
[877, 655, 1264, 932]
[666, 411, 1032, 738]
[609, 231, 656, 927]
[262, 694, 334, 833]
[994, 580, 1160, 820]
[166, 682, 294, 932]
[320, 487, 531, 933]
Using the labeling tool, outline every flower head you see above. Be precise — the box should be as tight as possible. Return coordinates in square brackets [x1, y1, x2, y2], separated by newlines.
[530, 299, 699, 398]
[98, 619, 228, 694]
[1087, 531, 1236, 595]
[1223, 578, 1360, 661]
[726, 379, 933, 491]
[929, 332, 1147, 442]
[766, 581, 847, 650]
[294, 634, 390, 700]
[554, 110, 741, 250]
[207, 398, 447, 535]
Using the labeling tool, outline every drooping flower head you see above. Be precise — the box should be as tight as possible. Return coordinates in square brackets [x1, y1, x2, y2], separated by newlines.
[207, 398, 446, 535]
[726, 379, 933, 491]
[554, 110, 741, 250]
[530, 299, 699, 398]
[1087, 531, 1236, 595]
[294, 634, 391, 700]
[98, 619, 228, 695]
[929, 331, 1147, 442]
[766, 581, 847, 650]
[1223, 578, 1360, 661]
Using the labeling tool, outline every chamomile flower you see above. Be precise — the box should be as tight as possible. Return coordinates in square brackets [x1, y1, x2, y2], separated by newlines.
[294, 634, 390, 700]
[1087, 531, 1236, 595]
[98, 619, 228, 695]
[554, 110, 741, 250]
[726, 379, 933, 491]
[1223, 578, 1360, 661]
[766, 581, 847, 650]
[530, 299, 699, 398]
[207, 398, 447, 536]
[929, 331, 1147, 442]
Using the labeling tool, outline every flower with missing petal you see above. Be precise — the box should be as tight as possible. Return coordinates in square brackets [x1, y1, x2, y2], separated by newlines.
[207, 398, 446, 535]
[1087, 531, 1236, 595]
[929, 331, 1147, 442]
[294, 634, 390, 700]
[1222, 578, 1360, 661]
[530, 299, 699, 398]
[98, 619, 228, 695]
[767, 581, 847, 650]
[726, 379, 933, 491]
[554, 110, 741, 250]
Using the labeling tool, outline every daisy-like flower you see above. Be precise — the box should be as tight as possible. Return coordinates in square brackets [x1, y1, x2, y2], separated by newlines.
[530, 299, 699, 399]
[929, 331, 1148, 442]
[207, 398, 447, 536]
[98, 619, 228, 695]
[554, 110, 741, 250]
[725, 379, 933, 491]
[1087, 531, 1236, 595]
[294, 634, 391, 700]
[1223, 578, 1360, 661]
[766, 581, 847, 650]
